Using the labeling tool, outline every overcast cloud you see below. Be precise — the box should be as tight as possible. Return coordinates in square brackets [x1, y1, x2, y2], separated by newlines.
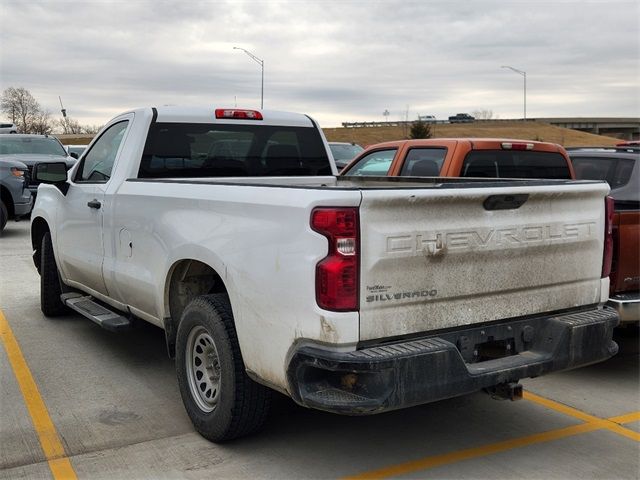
[1, 0, 638, 127]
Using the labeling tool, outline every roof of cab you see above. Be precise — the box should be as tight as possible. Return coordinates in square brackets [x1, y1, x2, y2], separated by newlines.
[361, 138, 563, 152]
[145, 106, 315, 127]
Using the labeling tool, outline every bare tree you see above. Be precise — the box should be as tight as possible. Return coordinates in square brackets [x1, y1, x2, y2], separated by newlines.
[0, 87, 55, 133]
[82, 124, 103, 135]
[472, 109, 494, 120]
[58, 117, 85, 134]
[30, 110, 54, 135]
[1, 87, 39, 132]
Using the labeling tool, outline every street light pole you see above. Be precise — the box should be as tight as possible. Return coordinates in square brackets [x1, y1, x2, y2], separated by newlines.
[501, 65, 526, 120]
[233, 47, 264, 109]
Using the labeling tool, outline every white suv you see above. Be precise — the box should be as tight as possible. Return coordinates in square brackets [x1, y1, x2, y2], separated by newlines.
[0, 123, 18, 134]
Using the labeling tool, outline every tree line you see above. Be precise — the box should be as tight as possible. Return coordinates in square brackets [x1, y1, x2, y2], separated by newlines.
[0, 87, 101, 135]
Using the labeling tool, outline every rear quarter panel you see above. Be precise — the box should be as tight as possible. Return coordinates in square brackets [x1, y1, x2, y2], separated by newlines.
[107, 181, 362, 391]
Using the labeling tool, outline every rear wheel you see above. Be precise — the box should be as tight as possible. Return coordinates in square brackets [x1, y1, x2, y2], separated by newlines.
[40, 232, 68, 316]
[175, 294, 272, 442]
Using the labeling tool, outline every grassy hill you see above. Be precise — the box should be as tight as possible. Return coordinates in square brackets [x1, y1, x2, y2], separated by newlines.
[323, 121, 620, 147]
[58, 121, 620, 148]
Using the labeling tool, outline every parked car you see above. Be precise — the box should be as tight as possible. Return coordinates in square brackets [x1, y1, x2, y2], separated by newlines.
[448, 113, 475, 123]
[0, 122, 18, 134]
[31, 106, 617, 442]
[568, 147, 639, 324]
[65, 144, 88, 159]
[0, 134, 76, 196]
[328, 142, 364, 169]
[0, 158, 33, 232]
[340, 138, 574, 180]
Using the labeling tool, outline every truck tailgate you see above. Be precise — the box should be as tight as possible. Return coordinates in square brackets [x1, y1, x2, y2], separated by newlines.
[358, 182, 609, 341]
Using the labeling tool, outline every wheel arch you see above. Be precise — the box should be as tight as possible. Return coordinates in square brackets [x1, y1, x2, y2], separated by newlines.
[30, 216, 51, 273]
[163, 259, 229, 358]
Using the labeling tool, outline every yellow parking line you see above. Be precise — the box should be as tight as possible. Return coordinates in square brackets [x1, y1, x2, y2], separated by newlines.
[344, 391, 639, 479]
[524, 391, 640, 442]
[608, 411, 640, 425]
[522, 391, 596, 422]
[343, 421, 607, 479]
[0, 310, 77, 480]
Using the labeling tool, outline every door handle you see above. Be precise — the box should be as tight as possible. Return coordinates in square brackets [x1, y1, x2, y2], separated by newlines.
[87, 199, 101, 209]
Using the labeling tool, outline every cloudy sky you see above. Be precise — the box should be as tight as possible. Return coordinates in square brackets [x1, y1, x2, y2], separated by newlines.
[1, 0, 638, 128]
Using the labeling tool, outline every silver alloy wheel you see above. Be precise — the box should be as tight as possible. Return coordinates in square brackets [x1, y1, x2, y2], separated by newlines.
[185, 326, 221, 413]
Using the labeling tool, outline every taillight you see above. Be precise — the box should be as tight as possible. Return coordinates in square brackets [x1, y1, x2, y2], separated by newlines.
[215, 109, 263, 120]
[602, 196, 615, 279]
[10, 167, 25, 177]
[501, 142, 534, 150]
[311, 207, 359, 311]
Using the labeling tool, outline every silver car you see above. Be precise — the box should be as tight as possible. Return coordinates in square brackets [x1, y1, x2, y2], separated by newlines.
[0, 122, 18, 134]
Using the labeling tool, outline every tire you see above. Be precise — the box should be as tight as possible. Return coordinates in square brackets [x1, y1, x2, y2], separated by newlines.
[0, 201, 7, 233]
[175, 294, 272, 442]
[40, 232, 68, 316]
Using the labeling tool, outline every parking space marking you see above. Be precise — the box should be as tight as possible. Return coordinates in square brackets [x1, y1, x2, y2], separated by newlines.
[343, 421, 606, 479]
[608, 412, 640, 425]
[523, 391, 640, 442]
[344, 391, 639, 479]
[0, 310, 78, 480]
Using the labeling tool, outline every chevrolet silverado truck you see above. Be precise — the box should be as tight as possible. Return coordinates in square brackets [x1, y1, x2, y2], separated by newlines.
[30, 107, 618, 442]
[569, 147, 639, 324]
[340, 138, 574, 179]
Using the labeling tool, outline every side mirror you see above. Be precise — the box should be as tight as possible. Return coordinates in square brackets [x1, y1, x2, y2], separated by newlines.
[70, 152, 79, 159]
[33, 162, 68, 184]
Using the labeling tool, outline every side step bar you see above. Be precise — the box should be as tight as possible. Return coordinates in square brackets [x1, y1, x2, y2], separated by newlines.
[61, 293, 131, 332]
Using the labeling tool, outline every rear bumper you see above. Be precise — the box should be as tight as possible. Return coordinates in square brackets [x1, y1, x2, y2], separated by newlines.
[287, 307, 619, 415]
[608, 292, 640, 323]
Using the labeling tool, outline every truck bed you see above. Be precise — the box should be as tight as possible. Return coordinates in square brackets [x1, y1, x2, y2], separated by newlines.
[124, 175, 610, 342]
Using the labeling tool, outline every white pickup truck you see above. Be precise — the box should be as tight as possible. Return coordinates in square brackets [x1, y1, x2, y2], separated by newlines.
[30, 106, 618, 442]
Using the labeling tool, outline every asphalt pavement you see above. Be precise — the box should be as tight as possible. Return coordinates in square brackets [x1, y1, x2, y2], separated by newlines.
[1, 220, 638, 479]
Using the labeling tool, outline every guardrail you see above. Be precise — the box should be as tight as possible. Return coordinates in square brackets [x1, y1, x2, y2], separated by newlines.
[340, 119, 537, 128]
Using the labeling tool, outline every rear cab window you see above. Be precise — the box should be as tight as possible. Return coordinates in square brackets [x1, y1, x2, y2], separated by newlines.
[461, 150, 571, 179]
[571, 156, 635, 189]
[138, 123, 331, 178]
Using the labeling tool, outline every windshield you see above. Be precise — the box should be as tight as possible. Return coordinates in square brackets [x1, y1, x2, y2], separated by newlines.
[0, 136, 67, 156]
[139, 123, 332, 178]
[329, 143, 364, 161]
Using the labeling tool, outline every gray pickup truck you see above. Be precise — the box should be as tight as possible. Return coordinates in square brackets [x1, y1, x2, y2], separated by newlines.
[0, 134, 76, 198]
[0, 158, 33, 232]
